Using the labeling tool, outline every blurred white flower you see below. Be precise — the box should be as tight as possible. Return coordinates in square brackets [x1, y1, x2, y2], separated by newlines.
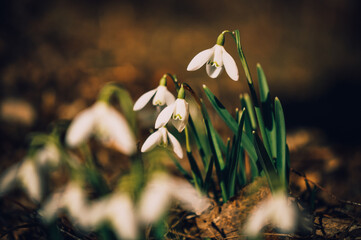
[79, 193, 138, 239]
[170, 178, 211, 215]
[187, 44, 239, 81]
[155, 99, 189, 132]
[141, 127, 183, 158]
[138, 173, 211, 224]
[66, 101, 136, 155]
[35, 143, 61, 168]
[133, 85, 175, 111]
[244, 192, 297, 237]
[138, 173, 173, 224]
[18, 159, 42, 202]
[41, 185, 139, 239]
[40, 182, 87, 224]
[0, 158, 42, 202]
[105, 193, 138, 239]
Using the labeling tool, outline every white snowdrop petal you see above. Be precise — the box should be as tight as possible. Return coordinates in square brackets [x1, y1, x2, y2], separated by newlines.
[187, 47, 214, 71]
[108, 194, 138, 239]
[66, 107, 96, 147]
[141, 130, 162, 152]
[64, 183, 87, 219]
[36, 143, 61, 167]
[222, 48, 239, 81]
[152, 86, 167, 106]
[155, 103, 175, 129]
[39, 192, 64, 222]
[206, 63, 223, 78]
[19, 159, 42, 202]
[100, 105, 137, 155]
[244, 193, 297, 237]
[170, 179, 211, 214]
[164, 90, 176, 106]
[133, 89, 157, 111]
[0, 163, 20, 196]
[81, 197, 109, 228]
[167, 132, 183, 158]
[138, 174, 172, 224]
[244, 206, 269, 236]
[172, 99, 189, 132]
[213, 45, 224, 67]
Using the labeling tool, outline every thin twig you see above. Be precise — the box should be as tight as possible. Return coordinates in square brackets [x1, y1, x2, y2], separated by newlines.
[291, 168, 361, 207]
[58, 226, 83, 240]
[167, 229, 200, 239]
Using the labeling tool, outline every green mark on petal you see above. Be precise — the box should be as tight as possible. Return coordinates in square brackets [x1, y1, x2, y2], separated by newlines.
[173, 114, 182, 120]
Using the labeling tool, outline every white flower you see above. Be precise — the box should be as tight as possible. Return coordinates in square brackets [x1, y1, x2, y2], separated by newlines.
[170, 178, 211, 215]
[35, 143, 61, 168]
[137, 173, 173, 224]
[155, 99, 189, 132]
[0, 158, 42, 202]
[65, 101, 136, 155]
[81, 193, 138, 239]
[137, 173, 211, 224]
[40, 182, 87, 224]
[133, 85, 175, 111]
[102, 193, 138, 240]
[187, 44, 239, 81]
[244, 192, 297, 237]
[141, 127, 183, 158]
[41, 184, 139, 239]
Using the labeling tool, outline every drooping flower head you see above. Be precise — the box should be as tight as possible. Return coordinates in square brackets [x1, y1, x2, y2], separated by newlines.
[155, 84, 189, 132]
[137, 173, 211, 224]
[141, 127, 183, 158]
[187, 32, 239, 81]
[244, 192, 297, 237]
[133, 75, 175, 111]
[66, 101, 136, 155]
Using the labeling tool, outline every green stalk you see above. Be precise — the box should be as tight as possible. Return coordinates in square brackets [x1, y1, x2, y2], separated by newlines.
[185, 126, 203, 192]
[200, 99, 228, 202]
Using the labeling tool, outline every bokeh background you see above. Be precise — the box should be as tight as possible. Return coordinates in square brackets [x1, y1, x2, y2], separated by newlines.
[1, 0, 361, 185]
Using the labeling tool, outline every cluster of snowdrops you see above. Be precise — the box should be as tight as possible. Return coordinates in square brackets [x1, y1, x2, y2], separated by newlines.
[0, 30, 297, 239]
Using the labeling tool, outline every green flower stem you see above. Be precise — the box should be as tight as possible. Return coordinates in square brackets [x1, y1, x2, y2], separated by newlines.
[178, 84, 185, 99]
[97, 83, 136, 134]
[185, 126, 203, 192]
[80, 142, 95, 169]
[200, 99, 228, 202]
[159, 74, 167, 86]
[231, 30, 273, 159]
[216, 32, 225, 46]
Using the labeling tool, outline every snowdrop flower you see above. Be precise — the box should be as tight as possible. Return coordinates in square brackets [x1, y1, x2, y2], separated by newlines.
[35, 143, 61, 168]
[138, 173, 172, 224]
[187, 32, 239, 81]
[66, 101, 136, 155]
[141, 127, 183, 158]
[170, 178, 211, 215]
[80, 193, 138, 239]
[133, 75, 175, 111]
[0, 158, 42, 202]
[41, 183, 139, 239]
[138, 173, 211, 224]
[244, 192, 297, 237]
[155, 84, 189, 132]
[95, 193, 138, 240]
[40, 181, 87, 224]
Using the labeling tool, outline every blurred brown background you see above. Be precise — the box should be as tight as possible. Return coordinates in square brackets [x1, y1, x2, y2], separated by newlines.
[1, 0, 361, 160]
